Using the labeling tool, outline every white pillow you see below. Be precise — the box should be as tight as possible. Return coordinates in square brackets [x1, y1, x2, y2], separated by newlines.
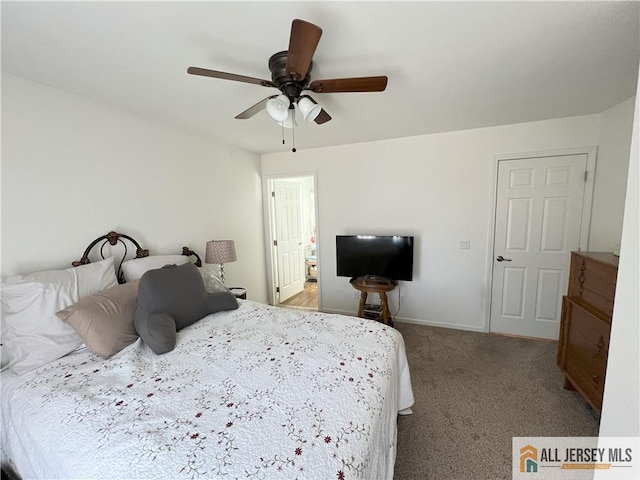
[1, 258, 117, 375]
[121, 255, 189, 282]
[3, 257, 118, 298]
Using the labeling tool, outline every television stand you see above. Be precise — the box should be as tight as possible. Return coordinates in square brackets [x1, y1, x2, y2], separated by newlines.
[349, 277, 397, 327]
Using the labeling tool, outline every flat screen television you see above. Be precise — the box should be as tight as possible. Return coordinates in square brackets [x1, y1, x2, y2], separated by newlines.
[336, 235, 414, 281]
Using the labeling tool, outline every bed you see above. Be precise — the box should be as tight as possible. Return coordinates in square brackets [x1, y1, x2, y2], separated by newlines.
[1, 232, 414, 479]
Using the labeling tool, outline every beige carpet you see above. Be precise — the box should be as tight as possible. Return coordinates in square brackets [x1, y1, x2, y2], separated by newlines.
[393, 322, 599, 480]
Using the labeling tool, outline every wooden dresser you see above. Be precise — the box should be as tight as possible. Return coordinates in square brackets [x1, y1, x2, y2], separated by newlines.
[557, 251, 619, 413]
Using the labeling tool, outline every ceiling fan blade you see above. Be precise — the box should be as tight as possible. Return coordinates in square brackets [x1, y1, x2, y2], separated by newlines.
[187, 66, 275, 88]
[314, 109, 332, 125]
[285, 19, 322, 81]
[235, 96, 277, 119]
[308, 76, 388, 93]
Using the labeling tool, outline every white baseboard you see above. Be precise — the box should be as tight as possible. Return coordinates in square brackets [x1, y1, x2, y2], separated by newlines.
[394, 317, 486, 333]
[320, 308, 486, 333]
[321, 308, 357, 317]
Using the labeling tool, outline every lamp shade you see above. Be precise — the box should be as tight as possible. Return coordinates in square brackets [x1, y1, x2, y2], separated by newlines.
[266, 94, 290, 122]
[205, 240, 237, 264]
[297, 96, 321, 123]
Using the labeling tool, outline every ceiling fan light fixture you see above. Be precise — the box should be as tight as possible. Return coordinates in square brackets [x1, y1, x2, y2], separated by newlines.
[266, 94, 290, 122]
[297, 96, 321, 123]
[278, 109, 297, 129]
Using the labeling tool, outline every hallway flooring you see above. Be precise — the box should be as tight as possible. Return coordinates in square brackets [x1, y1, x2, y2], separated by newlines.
[279, 281, 318, 309]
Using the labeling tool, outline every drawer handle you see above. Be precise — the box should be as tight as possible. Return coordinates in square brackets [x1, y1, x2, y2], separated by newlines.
[577, 262, 586, 296]
[577, 273, 586, 296]
[593, 336, 605, 358]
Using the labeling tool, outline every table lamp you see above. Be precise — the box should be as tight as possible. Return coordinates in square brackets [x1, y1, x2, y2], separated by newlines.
[205, 240, 237, 284]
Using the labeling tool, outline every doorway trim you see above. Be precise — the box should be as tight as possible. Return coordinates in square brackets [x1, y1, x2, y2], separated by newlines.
[262, 171, 321, 310]
[482, 146, 597, 333]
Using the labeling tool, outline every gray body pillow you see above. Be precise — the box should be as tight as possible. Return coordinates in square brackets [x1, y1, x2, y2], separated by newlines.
[134, 263, 239, 354]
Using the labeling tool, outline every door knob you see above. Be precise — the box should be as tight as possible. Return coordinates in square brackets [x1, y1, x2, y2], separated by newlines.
[496, 256, 512, 262]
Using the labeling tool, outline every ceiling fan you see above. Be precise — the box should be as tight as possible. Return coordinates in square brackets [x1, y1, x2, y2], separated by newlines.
[187, 19, 388, 128]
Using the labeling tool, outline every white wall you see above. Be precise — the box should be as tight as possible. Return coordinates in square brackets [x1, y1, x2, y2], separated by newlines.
[1, 73, 268, 302]
[262, 110, 632, 331]
[590, 97, 635, 251]
[598, 80, 639, 437]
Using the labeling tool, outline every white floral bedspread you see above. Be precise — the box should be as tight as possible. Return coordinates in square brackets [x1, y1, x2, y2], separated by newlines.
[1, 301, 414, 480]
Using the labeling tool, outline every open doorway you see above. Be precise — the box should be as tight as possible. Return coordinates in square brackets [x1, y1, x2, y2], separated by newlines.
[264, 174, 319, 310]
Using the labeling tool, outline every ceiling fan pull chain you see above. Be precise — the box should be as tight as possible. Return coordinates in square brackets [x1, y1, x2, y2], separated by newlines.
[281, 122, 285, 145]
[291, 108, 297, 153]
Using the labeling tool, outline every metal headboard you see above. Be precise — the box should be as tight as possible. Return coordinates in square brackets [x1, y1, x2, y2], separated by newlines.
[72, 231, 202, 284]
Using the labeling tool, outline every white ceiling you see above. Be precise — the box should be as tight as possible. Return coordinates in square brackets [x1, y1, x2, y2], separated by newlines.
[2, 1, 639, 154]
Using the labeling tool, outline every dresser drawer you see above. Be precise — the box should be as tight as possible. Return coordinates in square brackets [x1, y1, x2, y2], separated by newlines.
[563, 349, 606, 411]
[565, 299, 609, 363]
[568, 253, 618, 316]
[570, 282, 615, 317]
[559, 298, 610, 411]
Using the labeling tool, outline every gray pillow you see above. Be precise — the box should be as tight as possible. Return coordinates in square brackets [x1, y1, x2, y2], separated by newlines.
[134, 263, 238, 354]
[200, 269, 230, 294]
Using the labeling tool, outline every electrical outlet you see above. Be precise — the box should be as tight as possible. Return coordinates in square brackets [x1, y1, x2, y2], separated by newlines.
[458, 239, 471, 249]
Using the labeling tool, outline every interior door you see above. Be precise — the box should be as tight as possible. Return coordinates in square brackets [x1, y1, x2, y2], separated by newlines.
[490, 154, 588, 339]
[274, 179, 306, 302]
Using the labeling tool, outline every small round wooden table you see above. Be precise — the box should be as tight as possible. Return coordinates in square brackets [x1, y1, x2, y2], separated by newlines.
[349, 277, 397, 326]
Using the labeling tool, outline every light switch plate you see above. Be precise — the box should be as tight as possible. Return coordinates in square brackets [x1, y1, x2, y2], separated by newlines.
[458, 239, 470, 249]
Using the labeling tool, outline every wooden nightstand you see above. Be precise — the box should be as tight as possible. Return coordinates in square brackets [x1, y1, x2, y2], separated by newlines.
[229, 287, 247, 300]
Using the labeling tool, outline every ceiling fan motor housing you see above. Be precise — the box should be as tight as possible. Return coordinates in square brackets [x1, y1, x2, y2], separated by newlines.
[269, 51, 311, 102]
